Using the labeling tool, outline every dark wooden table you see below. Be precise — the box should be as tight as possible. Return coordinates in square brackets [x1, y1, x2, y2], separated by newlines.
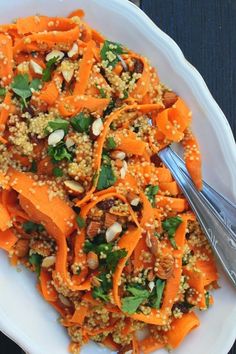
[0, 0, 235, 353]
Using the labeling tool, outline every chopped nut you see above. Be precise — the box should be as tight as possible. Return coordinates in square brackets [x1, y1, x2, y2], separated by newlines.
[104, 212, 117, 228]
[147, 232, 160, 257]
[41, 255, 56, 268]
[126, 191, 140, 207]
[48, 129, 64, 146]
[46, 50, 64, 62]
[61, 59, 74, 82]
[67, 42, 79, 58]
[64, 180, 84, 196]
[106, 222, 122, 243]
[29, 60, 43, 75]
[91, 118, 103, 138]
[97, 199, 115, 210]
[148, 281, 155, 292]
[59, 294, 71, 307]
[155, 254, 175, 279]
[87, 251, 99, 270]
[163, 91, 178, 108]
[110, 150, 126, 160]
[86, 221, 101, 239]
[120, 160, 128, 179]
[15, 239, 29, 258]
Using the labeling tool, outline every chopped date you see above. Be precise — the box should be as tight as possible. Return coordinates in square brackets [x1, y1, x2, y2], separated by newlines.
[150, 154, 162, 166]
[97, 198, 115, 210]
[133, 58, 144, 73]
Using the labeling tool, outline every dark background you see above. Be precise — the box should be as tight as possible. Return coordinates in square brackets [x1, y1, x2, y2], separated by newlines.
[0, 0, 235, 353]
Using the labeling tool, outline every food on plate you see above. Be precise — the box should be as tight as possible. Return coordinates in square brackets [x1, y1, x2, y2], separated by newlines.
[0, 9, 218, 354]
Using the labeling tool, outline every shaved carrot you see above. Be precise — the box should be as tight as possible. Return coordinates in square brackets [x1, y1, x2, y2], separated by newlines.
[0, 34, 13, 85]
[0, 229, 17, 251]
[40, 269, 58, 302]
[0, 92, 12, 131]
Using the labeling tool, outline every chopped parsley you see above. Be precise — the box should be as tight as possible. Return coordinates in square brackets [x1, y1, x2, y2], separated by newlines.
[162, 216, 182, 249]
[92, 273, 112, 302]
[48, 142, 73, 163]
[0, 87, 6, 97]
[42, 56, 59, 82]
[97, 163, 116, 191]
[105, 137, 116, 150]
[149, 279, 166, 309]
[121, 286, 150, 314]
[11, 74, 41, 107]
[22, 221, 45, 234]
[52, 167, 63, 177]
[70, 113, 93, 133]
[100, 40, 125, 68]
[45, 118, 69, 134]
[106, 249, 127, 272]
[76, 215, 86, 229]
[29, 159, 37, 173]
[145, 185, 159, 207]
[29, 253, 43, 277]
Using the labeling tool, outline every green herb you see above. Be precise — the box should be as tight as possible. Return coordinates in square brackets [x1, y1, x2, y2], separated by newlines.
[106, 249, 127, 272]
[42, 56, 59, 82]
[121, 286, 150, 314]
[145, 185, 159, 207]
[29, 159, 37, 173]
[11, 74, 40, 107]
[149, 279, 166, 309]
[92, 273, 112, 302]
[52, 167, 63, 177]
[123, 90, 129, 99]
[70, 113, 93, 133]
[29, 253, 43, 277]
[205, 291, 210, 308]
[76, 215, 86, 229]
[105, 137, 116, 150]
[22, 221, 44, 234]
[45, 118, 69, 134]
[0, 87, 6, 97]
[100, 40, 125, 68]
[162, 216, 182, 249]
[99, 87, 106, 98]
[104, 99, 116, 117]
[102, 152, 111, 165]
[76, 266, 81, 275]
[48, 142, 73, 163]
[97, 163, 116, 191]
[83, 239, 112, 255]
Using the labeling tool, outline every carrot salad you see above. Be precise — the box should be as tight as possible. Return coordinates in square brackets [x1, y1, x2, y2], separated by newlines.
[0, 10, 218, 354]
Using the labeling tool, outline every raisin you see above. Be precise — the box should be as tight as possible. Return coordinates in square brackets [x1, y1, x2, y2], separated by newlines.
[133, 58, 144, 73]
[172, 301, 190, 314]
[97, 199, 115, 210]
[150, 154, 162, 166]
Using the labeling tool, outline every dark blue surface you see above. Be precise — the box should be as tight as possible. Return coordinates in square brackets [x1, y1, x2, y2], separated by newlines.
[0, 0, 235, 353]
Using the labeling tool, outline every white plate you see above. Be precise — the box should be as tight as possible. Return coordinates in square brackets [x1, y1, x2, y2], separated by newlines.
[0, 1, 236, 354]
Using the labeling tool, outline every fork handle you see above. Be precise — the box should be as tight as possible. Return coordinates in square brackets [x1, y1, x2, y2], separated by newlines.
[159, 148, 236, 288]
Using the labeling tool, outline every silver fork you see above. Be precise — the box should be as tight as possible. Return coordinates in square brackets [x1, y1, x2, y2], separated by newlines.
[158, 147, 236, 288]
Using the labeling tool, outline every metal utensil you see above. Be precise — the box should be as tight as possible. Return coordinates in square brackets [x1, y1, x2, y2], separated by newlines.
[158, 146, 236, 288]
[170, 149, 236, 235]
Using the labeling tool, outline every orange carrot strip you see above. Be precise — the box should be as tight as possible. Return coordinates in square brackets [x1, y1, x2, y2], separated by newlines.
[0, 92, 12, 131]
[40, 269, 58, 302]
[156, 196, 188, 213]
[68, 9, 85, 18]
[0, 228, 17, 251]
[166, 312, 200, 349]
[16, 16, 75, 34]
[114, 131, 147, 156]
[70, 303, 89, 325]
[182, 128, 202, 190]
[130, 56, 150, 100]
[102, 336, 120, 351]
[139, 336, 164, 354]
[156, 109, 184, 142]
[38, 73, 63, 106]
[0, 34, 13, 86]
[73, 41, 95, 95]
[59, 95, 110, 117]
[0, 202, 12, 231]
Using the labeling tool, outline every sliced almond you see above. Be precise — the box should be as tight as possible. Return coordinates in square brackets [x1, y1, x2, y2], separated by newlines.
[105, 222, 122, 243]
[17, 61, 30, 74]
[110, 150, 126, 160]
[91, 118, 103, 137]
[67, 42, 79, 58]
[104, 212, 117, 229]
[86, 221, 101, 239]
[46, 50, 64, 62]
[126, 191, 140, 207]
[58, 294, 71, 307]
[148, 281, 155, 292]
[64, 180, 84, 196]
[61, 60, 75, 82]
[163, 91, 178, 108]
[48, 129, 64, 146]
[42, 255, 56, 268]
[147, 232, 160, 257]
[65, 137, 75, 149]
[29, 59, 43, 75]
[87, 251, 99, 270]
[120, 160, 128, 179]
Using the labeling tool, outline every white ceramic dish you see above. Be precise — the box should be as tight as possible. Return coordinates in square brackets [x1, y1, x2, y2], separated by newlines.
[0, 0, 236, 354]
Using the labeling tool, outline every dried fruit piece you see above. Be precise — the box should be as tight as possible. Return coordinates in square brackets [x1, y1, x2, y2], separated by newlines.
[155, 254, 175, 280]
[87, 251, 99, 270]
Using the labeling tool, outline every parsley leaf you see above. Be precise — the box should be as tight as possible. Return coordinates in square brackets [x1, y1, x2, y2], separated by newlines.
[29, 159, 37, 173]
[70, 113, 93, 133]
[11, 74, 41, 107]
[45, 118, 69, 134]
[0, 87, 6, 97]
[29, 253, 43, 277]
[104, 99, 116, 117]
[145, 185, 159, 207]
[83, 239, 112, 255]
[22, 221, 44, 234]
[42, 56, 59, 82]
[92, 273, 112, 302]
[48, 142, 72, 163]
[107, 249, 127, 272]
[100, 40, 125, 68]
[76, 215, 86, 229]
[30, 78, 42, 91]
[105, 137, 116, 150]
[149, 279, 166, 309]
[121, 286, 150, 314]
[97, 163, 116, 191]
[99, 87, 106, 98]
[162, 216, 182, 249]
[52, 167, 63, 177]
